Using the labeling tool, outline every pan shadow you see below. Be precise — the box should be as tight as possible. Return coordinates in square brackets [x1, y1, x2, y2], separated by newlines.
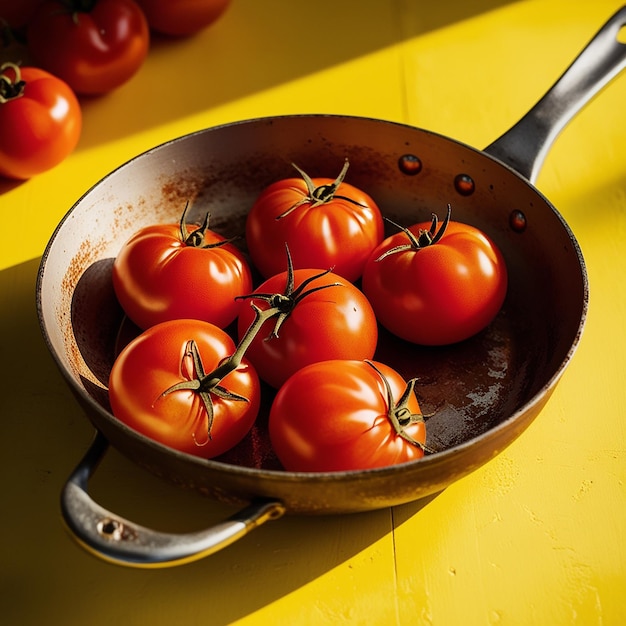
[81, 446, 442, 623]
[70, 443, 443, 625]
[2, 257, 441, 625]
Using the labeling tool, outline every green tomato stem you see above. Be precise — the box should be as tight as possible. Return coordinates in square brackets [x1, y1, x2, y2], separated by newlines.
[199, 305, 278, 389]
[364, 360, 432, 453]
[159, 306, 276, 442]
[236, 244, 341, 339]
[178, 201, 239, 249]
[375, 204, 452, 262]
[277, 159, 366, 218]
[0, 62, 25, 103]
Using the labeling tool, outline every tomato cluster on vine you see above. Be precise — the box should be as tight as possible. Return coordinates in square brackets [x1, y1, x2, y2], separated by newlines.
[0, 0, 231, 179]
[107, 159, 508, 473]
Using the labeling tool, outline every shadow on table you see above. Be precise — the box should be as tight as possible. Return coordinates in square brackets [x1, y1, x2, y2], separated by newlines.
[1, 257, 441, 626]
[76, 0, 514, 150]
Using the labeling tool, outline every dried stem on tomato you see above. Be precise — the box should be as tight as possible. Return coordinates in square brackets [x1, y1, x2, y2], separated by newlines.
[365, 360, 432, 453]
[376, 204, 452, 261]
[165, 339, 249, 442]
[236, 244, 341, 339]
[0, 62, 25, 103]
[160, 301, 278, 442]
[277, 158, 367, 218]
[179, 201, 239, 249]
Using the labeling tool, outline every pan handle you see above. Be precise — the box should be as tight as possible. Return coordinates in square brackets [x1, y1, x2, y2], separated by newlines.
[484, 6, 626, 183]
[60, 432, 286, 568]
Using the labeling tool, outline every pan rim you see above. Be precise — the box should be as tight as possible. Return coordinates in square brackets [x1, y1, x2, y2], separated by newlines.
[36, 112, 589, 484]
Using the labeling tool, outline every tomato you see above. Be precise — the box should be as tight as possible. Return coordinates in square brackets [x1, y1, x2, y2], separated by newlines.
[112, 205, 253, 330]
[135, 0, 231, 36]
[236, 250, 378, 389]
[245, 160, 384, 282]
[26, 0, 149, 95]
[109, 318, 261, 458]
[362, 205, 508, 346]
[0, 63, 82, 180]
[269, 359, 428, 472]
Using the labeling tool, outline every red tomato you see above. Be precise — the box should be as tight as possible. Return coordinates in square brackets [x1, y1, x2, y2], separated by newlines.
[26, 0, 150, 95]
[112, 207, 253, 330]
[246, 160, 384, 282]
[135, 0, 231, 36]
[362, 206, 508, 346]
[269, 359, 427, 472]
[0, 63, 82, 180]
[109, 318, 261, 458]
[236, 259, 378, 389]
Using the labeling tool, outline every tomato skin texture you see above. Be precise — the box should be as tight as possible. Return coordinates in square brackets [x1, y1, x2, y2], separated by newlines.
[27, 0, 150, 95]
[0, 67, 82, 180]
[112, 222, 253, 330]
[109, 319, 260, 458]
[362, 220, 508, 345]
[135, 0, 231, 36]
[246, 177, 384, 282]
[269, 360, 426, 472]
[237, 268, 378, 389]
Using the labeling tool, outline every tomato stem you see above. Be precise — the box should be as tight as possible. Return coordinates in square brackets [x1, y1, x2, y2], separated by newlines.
[365, 360, 432, 453]
[236, 244, 341, 339]
[277, 159, 367, 218]
[0, 62, 25, 104]
[179, 202, 240, 249]
[160, 339, 249, 443]
[376, 204, 452, 261]
[202, 306, 275, 386]
[159, 287, 291, 441]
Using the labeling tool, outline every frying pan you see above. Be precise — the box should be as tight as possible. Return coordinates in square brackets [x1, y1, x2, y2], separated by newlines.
[37, 8, 626, 567]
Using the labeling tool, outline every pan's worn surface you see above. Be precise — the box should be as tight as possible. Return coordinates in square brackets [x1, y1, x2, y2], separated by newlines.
[37, 8, 626, 566]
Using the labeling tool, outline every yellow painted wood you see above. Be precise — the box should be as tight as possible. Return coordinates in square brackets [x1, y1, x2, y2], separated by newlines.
[1, 1, 625, 624]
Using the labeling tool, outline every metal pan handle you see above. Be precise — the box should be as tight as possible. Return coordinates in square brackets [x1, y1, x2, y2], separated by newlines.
[61, 432, 286, 568]
[484, 6, 626, 183]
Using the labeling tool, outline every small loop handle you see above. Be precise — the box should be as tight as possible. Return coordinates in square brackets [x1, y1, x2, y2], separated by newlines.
[61, 432, 286, 568]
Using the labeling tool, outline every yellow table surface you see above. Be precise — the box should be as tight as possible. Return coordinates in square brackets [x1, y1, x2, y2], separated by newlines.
[2, 1, 625, 624]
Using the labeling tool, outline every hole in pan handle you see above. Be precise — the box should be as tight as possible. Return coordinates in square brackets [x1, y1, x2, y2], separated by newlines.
[60, 432, 286, 568]
[485, 6, 626, 184]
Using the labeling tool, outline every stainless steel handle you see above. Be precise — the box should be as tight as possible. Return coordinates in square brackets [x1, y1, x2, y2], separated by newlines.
[61, 432, 286, 568]
[484, 6, 626, 183]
